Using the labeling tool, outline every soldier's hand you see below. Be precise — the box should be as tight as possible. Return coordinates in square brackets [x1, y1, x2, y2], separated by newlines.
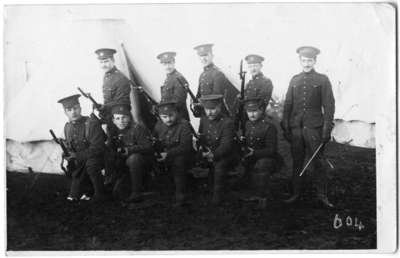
[322, 123, 332, 144]
[157, 152, 167, 162]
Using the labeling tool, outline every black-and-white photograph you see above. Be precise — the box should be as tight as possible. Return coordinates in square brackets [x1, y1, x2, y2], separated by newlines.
[4, 2, 397, 253]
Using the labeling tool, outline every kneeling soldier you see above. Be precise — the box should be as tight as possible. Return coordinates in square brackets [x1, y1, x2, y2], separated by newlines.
[198, 94, 235, 205]
[153, 98, 195, 207]
[106, 103, 153, 202]
[241, 95, 278, 209]
[57, 94, 106, 202]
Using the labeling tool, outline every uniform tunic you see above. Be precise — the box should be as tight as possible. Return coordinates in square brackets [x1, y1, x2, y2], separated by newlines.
[108, 123, 153, 156]
[160, 69, 190, 121]
[244, 117, 277, 159]
[102, 66, 131, 111]
[153, 118, 194, 160]
[64, 116, 105, 163]
[196, 63, 229, 98]
[282, 69, 335, 130]
[245, 72, 273, 107]
[199, 114, 235, 161]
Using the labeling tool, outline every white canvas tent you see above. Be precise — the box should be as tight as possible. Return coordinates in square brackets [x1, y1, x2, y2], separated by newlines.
[5, 4, 395, 173]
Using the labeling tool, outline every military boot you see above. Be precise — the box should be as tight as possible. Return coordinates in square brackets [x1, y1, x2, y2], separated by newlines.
[88, 171, 107, 203]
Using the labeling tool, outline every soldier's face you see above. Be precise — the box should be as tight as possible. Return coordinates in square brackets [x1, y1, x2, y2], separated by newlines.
[199, 53, 213, 67]
[112, 114, 131, 130]
[162, 61, 175, 74]
[64, 104, 82, 122]
[247, 109, 263, 122]
[99, 58, 115, 72]
[160, 112, 178, 126]
[248, 63, 262, 76]
[205, 105, 221, 120]
[299, 56, 316, 72]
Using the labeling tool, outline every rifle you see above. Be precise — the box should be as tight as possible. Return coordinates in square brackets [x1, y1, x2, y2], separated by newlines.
[237, 60, 246, 133]
[129, 82, 160, 119]
[236, 60, 251, 160]
[192, 131, 213, 168]
[176, 77, 203, 117]
[77, 87, 104, 121]
[149, 135, 167, 175]
[49, 129, 76, 177]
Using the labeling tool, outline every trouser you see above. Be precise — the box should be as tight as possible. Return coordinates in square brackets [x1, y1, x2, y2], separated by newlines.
[110, 153, 151, 198]
[290, 126, 327, 198]
[245, 157, 275, 199]
[69, 158, 105, 199]
[165, 155, 194, 202]
[104, 148, 122, 186]
[210, 158, 232, 201]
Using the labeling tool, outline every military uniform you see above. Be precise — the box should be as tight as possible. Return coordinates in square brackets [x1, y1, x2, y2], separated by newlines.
[95, 48, 131, 119]
[196, 63, 230, 98]
[282, 46, 335, 207]
[245, 73, 273, 107]
[194, 44, 232, 117]
[243, 116, 278, 201]
[153, 100, 195, 205]
[244, 54, 274, 107]
[157, 52, 190, 121]
[105, 104, 153, 201]
[198, 95, 236, 204]
[58, 95, 106, 202]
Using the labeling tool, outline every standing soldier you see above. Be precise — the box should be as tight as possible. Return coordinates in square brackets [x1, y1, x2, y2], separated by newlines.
[157, 51, 190, 121]
[281, 46, 335, 208]
[95, 48, 131, 122]
[106, 103, 154, 202]
[153, 98, 195, 207]
[198, 94, 235, 205]
[57, 94, 107, 202]
[240, 92, 278, 209]
[193, 44, 232, 117]
[244, 54, 274, 108]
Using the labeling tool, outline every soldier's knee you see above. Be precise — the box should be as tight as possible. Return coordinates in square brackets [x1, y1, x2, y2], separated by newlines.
[85, 158, 103, 176]
[126, 153, 144, 168]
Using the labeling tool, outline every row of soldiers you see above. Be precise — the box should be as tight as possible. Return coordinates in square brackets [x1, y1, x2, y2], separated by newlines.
[55, 43, 335, 209]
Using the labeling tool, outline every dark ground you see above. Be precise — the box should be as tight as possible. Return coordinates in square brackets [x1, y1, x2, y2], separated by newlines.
[7, 131, 376, 250]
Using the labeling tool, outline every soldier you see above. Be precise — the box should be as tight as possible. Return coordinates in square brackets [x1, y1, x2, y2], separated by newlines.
[153, 98, 195, 207]
[240, 93, 278, 209]
[95, 48, 131, 122]
[281, 46, 335, 208]
[105, 103, 154, 202]
[198, 94, 235, 205]
[244, 54, 274, 108]
[157, 51, 190, 121]
[57, 94, 106, 202]
[193, 44, 232, 117]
